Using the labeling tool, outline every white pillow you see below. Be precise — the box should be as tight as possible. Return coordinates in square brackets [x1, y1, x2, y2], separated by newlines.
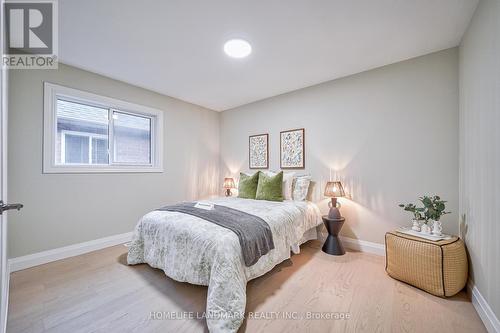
[292, 175, 312, 201]
[263, 171, 295, 200]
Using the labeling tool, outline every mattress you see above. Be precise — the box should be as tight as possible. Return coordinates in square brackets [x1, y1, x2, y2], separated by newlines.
[127, 197, 322, 332]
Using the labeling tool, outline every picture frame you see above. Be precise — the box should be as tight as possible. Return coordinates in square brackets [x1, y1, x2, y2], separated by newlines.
[280, 128, 305, 169]
[249, 133, 269, 169]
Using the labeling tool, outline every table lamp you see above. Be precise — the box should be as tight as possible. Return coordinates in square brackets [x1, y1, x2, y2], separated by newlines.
[324, 181, 345, 219]
[223, 178, 236, 196]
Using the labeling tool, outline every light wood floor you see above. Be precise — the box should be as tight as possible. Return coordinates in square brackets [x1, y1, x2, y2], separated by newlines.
[7, 241, 485, 333]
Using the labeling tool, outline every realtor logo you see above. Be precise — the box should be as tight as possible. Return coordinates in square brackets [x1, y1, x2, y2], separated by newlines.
[3, 0, 58, 69]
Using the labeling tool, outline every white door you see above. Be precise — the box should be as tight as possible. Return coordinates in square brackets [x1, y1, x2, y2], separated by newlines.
[0, 64, 23, 333]
[0, 2, 6, 331]
[0, 2, 23, 332]
[0, 3, 7, 331]
[0, 63, 7, 333]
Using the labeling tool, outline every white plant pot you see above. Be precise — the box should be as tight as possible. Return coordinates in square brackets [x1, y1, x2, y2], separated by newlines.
[411, 220, 421, 232]
[432, 220, 443, 236]
[421, 223, 432, 234]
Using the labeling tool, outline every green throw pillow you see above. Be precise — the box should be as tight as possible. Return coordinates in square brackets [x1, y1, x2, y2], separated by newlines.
[256, 171, 284, 202]
[238, 172, 260, 199]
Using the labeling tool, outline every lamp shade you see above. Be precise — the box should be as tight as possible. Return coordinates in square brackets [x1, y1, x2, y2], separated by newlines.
[223, 178, 236, 189]
[324, 181, 345, 198]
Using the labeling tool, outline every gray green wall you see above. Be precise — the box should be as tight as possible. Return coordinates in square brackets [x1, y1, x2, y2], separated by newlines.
[8, 63, 220, 258]
[459, 0, 500, 321]
[9, 12, 498, 325]
[9, 51, 462, 258]
[220, 48, 459, 245]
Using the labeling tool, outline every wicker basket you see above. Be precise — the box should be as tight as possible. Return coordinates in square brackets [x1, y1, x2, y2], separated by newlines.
[385, 231, 468, 297]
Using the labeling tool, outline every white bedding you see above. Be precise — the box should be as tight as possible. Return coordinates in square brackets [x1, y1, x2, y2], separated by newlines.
[127, 197, 322, 332]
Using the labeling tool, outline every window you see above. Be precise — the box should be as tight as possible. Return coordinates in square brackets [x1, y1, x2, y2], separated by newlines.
[61, 131, 109, 164]
[57, 99, 109, 165]
[44, 83, 163, 173]
[112, 111, 151, 164]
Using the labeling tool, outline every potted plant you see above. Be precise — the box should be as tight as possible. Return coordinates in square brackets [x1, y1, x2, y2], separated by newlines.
[399, 196, 450, 235]
[398, 203, 425, 232]
[420, 195, 450, 235]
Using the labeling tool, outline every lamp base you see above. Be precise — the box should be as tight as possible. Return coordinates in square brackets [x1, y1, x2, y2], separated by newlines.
[328, 198, 343, 219]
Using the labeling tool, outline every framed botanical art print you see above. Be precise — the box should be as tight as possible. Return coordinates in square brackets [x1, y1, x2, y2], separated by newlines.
[249, 134, 269, 169]
[280, 128, 305, 169]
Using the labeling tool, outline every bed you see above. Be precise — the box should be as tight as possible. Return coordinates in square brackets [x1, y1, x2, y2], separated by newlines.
[127, 196, 322, 332]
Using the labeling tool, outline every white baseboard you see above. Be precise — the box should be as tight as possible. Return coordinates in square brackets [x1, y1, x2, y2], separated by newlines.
[340, 236, 385, 256]
[7, 233, 385, 272]
[9, 232, 497, 333]
[468, 280, 500, 333]
[8, 232, 133, 273]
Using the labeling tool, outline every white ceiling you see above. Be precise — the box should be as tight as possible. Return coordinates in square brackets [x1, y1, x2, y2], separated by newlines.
[59, 0, 478, 111]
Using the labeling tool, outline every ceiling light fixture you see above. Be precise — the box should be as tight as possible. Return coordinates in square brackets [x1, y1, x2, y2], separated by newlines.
[223, 39, 252, 58]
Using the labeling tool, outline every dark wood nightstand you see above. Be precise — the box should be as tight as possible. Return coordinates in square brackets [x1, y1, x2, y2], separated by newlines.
[322, 215, 346, 255]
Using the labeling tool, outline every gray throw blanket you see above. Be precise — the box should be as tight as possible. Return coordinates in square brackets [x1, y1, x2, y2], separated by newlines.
[157, 202, 274, 266]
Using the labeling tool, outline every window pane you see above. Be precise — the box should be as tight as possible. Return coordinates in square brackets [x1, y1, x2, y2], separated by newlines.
[113, 111, 151, 164]
[92, 138, 109, 164]
[56, 99, 109, 165]
[64, 134, 89, 164]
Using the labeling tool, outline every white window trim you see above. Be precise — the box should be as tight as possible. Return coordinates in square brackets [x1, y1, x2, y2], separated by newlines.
[43, 82, 164, 173]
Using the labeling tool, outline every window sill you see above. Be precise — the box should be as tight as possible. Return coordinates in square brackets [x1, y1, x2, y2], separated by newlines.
[42, 165, 164, 174]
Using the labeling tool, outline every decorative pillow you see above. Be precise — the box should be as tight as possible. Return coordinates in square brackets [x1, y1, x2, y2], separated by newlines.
[238, 172, 260, 199]
[292, 175, 312, 201]
[263, 171, 295, 200]
[256, 171, 284, 202]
